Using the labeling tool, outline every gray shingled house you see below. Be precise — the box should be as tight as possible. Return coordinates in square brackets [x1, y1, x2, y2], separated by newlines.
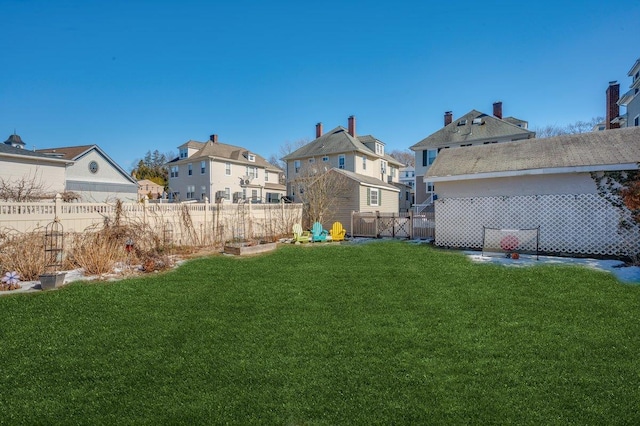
[411, 102, 535, 208]
[425, 126, 640, 256]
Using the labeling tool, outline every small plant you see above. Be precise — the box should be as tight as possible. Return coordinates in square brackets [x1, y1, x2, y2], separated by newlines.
[1, 271, 21, 291]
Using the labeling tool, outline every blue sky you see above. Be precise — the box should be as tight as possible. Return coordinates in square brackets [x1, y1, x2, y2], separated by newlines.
[2, 0, 639, 171]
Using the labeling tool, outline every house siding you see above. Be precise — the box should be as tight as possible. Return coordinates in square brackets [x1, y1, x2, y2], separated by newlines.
[435, 173, 598, 199]
[0, 158, 66, 195]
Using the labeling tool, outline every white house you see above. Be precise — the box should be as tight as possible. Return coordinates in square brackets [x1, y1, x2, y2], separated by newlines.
[1, 134, 70, 198]
[167, 134, 286, 203]
[425, 126, 640, 257]
[36, 145, 138, 202]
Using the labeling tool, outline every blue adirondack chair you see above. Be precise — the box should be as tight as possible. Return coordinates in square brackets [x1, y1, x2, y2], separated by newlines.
[311, 222, 329, 242]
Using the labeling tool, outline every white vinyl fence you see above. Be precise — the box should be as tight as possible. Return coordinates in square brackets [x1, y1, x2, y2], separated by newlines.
[434, 193, 640, 257]
[0, 195, 303, 246]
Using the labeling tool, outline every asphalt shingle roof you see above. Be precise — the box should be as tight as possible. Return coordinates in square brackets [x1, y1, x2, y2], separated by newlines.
[282, 126, 403, 166]
[426, 126, 640, 179]
[0, 142, 71, 161]
[411, 110, 534, 150]
[174, 140, 281, 172]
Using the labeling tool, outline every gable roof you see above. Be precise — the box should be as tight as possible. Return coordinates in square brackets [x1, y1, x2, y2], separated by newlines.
[282, 126, 403, 166]
[0, 142, 72, 164]
[170, 140, 281, 172]
[426, 126, 640, 182]
[332, 168, 400, 192]
[410, 110, 535, 150]
[36, 145, 94, 160]
[36, 144, 137, 184]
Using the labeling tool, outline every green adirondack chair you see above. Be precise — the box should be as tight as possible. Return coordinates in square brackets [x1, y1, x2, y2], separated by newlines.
[311, 222, 328, 242]
[329, 221, 346, 242]
[292, 223, 311, 243]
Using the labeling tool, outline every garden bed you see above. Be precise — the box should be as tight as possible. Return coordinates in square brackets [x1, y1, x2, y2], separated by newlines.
[223, 241, 277, 256]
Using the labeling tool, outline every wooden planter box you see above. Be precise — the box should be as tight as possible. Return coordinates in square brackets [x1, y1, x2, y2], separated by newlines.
[223, 242, 277, 256]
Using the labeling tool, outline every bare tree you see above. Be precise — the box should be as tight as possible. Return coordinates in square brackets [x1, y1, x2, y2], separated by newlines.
[534, 117, 604, 138]
[388, 149, 415, 167]
[291, 164, 351, 226]
[0, 172, 52, 201]
[269, 138, 310, 170]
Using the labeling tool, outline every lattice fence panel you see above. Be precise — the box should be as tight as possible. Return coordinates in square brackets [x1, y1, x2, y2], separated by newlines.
[435, 194, 640, 256]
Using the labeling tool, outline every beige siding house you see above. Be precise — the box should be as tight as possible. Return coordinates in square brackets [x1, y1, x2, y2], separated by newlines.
[410, 102, 534, 208]
[137, 179, 165, 200]
[36, 145, 139, 202]
[167, 134, 285, 203]
[1, 134, 70, 197]
[425, 126, 640, 256]
[282, 116, 403, 190]
[324, 169, 400, 234]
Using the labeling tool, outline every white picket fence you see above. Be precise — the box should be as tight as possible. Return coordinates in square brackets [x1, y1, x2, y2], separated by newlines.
[0, 195, 303, 246]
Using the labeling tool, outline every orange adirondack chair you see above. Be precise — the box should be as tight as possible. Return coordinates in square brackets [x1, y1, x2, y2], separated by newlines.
[329, 222, 346, 242]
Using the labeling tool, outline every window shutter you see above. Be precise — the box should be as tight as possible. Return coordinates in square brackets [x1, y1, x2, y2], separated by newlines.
[367, 188, 370, 206]
[379, 189, 382, 205]
[422, 150, 428, 166]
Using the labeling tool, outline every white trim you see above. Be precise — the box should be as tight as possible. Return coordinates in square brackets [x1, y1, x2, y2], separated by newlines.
[427, 163, 639, 182]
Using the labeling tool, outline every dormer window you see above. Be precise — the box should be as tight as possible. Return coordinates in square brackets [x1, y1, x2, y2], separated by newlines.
[472, 118, 483, 125]
[457, 120, 467, 126]
[248, 153, 256, 162]
[375, 142, 384, 156]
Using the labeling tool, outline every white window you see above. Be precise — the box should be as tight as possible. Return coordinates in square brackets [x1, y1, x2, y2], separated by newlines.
[179, 148, 188, 159]
[201, 186, 206, 200]
[201, 161, 206, 174]
[338, 155, 345, 169]
[170, 166, 179, 178]
[265, 171, 269, 182]
[188, 163, 193, 176]
[225, 162, 231, 176]
[246, 166, 257, 179]
[225, 187, 230, 200]
[375, 143, 384, 156]
[381, 160, 387, 175]
[251, 189, 258, 201]
[248, 153, 256, 162]
[390, 166, 396, 177]
[186, 185, 195, 199]
[368, 188, 380, 206]
[427, 182, 434, 192]
[362, 156, 366, 170]
[294, 160, 301, 173]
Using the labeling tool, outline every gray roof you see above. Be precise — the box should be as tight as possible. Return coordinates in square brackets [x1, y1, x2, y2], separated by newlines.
[282, 126, 403, 166]
[410, 110, 534, 150]
[332, 168, 400, 192]
[0, 142, 72, 162]
[426, 126, 640, 180]
[171, 140, 281, 172]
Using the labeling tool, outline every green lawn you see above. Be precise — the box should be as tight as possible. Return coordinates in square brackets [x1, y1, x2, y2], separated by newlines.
[1, 241, 639, 425]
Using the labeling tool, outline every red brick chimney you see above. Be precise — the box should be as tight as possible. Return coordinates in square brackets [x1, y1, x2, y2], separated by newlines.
[444, 111, 453, 126]
[210, 134, 218, 143]
[493, 101, 503, 119]
[316, 122, 323, 138]
[348, 115, 356, 137]
[606, 81, 620, 130]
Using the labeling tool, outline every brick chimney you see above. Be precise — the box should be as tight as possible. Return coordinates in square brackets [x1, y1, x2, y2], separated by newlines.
[210, 134, 218, 143]
[348, 115, 356, 137]
[316, 122, 323, 138]
[493, 101, 503, 119]
[606, 81, 620, 130]
[444, 111, 453, 126]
